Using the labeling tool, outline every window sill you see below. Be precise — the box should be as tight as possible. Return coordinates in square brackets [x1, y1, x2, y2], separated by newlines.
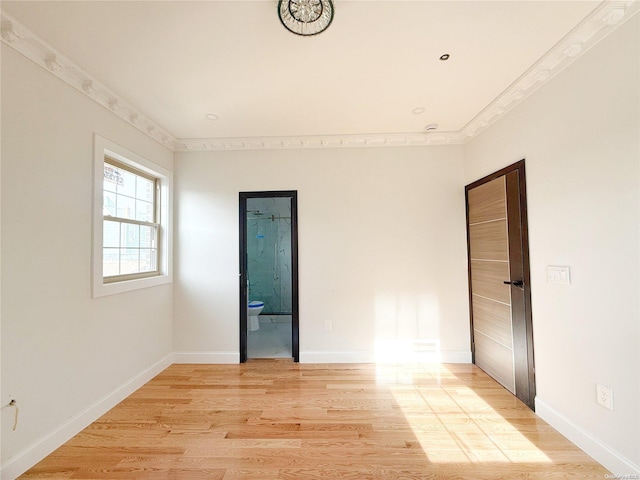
[93, 273, 172, 298]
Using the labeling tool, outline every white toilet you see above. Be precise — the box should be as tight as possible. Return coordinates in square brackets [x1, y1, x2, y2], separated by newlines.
[247, 301, 264, 332]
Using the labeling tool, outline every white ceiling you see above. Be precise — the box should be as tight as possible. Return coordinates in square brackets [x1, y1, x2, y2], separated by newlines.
[2, 1, 631, 149]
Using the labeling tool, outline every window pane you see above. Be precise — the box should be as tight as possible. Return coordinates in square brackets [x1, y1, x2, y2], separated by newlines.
[120, 249, 139, 274]
[104, 164, 122, 193]
[103, 192, 117, 217]
[136, 200, 154, 222]
[118, 170, 137, 198]
[104, 178, 117, 193]
[121, 223, 139, 248]
[139, 249, 157, 272]
[116, 194, 135, 220]
[140, 225, 153, 248]
[136, 176, 154, 202]
[103, 221, 120, 248]
[103, 248, 120, 276]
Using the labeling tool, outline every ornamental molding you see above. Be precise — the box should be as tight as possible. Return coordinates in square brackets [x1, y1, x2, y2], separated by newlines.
[174, 132, 466, 152]
[460, 0, 640, 140]
[1, 11, 176, 149]
[2, 1, 639, 152]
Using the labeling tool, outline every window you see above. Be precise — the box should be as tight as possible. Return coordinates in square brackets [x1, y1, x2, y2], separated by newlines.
[93, 135, 172, 297]
[103, 159, 159, 282]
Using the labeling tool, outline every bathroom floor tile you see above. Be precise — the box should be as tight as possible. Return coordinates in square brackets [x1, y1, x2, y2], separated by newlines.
[247, 321, 292, 359]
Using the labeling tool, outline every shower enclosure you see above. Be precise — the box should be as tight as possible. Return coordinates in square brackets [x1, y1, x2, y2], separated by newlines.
[239, 191, 299, 362]
[246, 197, 292, 314]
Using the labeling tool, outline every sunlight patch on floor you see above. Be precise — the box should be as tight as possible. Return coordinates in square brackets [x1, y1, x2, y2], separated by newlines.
[377, 363, 552, 464]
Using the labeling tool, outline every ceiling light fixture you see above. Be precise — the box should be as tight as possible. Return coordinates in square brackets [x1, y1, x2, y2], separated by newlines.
[278, 0, 334, 36]
[439, 54, 450, 61]
[206, 114, 219, 121]
[425, 123, 439, 131]
[412, 107, 426, 115]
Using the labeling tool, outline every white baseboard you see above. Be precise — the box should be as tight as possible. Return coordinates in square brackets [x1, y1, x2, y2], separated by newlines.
[0, 353, 173, 480]
[299, 350, 472, 364]
[172, 351, 239, 364]
[535, 398, 640, 476]
[299, 351, 376, 363]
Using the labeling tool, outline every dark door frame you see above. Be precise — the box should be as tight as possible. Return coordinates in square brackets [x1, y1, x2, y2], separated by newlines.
[465, 159, 536, 409]
[239, 190, 299, 363]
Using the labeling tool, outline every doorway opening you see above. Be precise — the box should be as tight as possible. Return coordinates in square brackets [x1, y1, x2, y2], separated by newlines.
[465, 160, 535, 409]
[239, 191, 299, 362]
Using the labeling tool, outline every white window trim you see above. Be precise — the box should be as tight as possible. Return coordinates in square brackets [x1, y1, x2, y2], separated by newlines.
[92, 135, 173, 297]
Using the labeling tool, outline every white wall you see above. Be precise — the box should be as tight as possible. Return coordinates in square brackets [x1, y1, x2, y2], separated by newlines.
[4, 8, 637, 479]
[464, 16, 640, 474]
[174, 146, 470, 363]
[1, 46, 174, 475]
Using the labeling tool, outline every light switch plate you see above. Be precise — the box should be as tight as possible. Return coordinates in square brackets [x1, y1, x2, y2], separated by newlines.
[547, 265, 571, 285]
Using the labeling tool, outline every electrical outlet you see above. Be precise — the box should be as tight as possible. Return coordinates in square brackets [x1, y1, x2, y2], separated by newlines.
[596, 384, 613, 411]
[324, 320, 333, 332]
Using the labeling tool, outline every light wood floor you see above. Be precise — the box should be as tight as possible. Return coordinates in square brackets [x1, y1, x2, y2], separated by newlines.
[20, 361, 609, 479]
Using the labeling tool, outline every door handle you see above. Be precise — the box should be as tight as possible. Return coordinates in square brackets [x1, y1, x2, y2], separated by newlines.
[503, 280, 524, 288]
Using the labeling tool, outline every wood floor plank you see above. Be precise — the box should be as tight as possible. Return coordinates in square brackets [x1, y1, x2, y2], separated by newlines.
[18, 362, 610, 479]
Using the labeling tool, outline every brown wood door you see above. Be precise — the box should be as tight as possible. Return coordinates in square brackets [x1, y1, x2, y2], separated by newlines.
[466, 160, 535, 409]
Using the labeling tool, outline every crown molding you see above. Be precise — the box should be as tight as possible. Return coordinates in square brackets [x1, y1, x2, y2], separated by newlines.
[174, 131, 466, 152]
[2, 1, 638, 153]
[1, 11, 176, 150]
[460, 0, 640, 139]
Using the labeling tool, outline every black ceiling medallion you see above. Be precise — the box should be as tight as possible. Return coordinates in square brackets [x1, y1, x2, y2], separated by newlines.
[278, 0, 334, 36]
